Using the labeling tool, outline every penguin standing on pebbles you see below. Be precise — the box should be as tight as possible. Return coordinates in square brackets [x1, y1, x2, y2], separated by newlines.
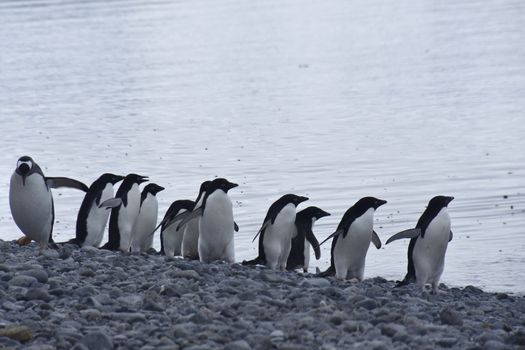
[286, 206, 330, 272]
[69, 173, 124, 247]
[318, 197, 386, 280]
[386, 195, 454, 293]
[243, 194, 309, 270]
[157, 200, 195, 257]
[100, 173, 148, 252]
[9, 156, 88, 250]
[131, 183, 164, 252]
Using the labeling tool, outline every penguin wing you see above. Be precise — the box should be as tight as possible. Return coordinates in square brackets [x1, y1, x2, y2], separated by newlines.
[449, 230, 453, 242]
[46, 177, 88, 192]
[386, 228, 421, 245]
[234, 221, 239, 232]
[176, 207, 203, 230]
[98, 198, 123, 209]
[319, 229, 344, 246]
[304, 226, 321, 259]
[252, 220, 269, 243]
[372, 230, 382, 249]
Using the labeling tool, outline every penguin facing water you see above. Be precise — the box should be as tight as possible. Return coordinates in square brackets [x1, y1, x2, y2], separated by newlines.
[70, 173, 124, 247]
[243, 194, 309, 270]
[286, 206, 330, 272]
[131, 183, 164, 252]
[157, 200, 195, 257]
[9, 156, 88, 250]
[386, 195, 454, 293]
[319, 197, 386, 280]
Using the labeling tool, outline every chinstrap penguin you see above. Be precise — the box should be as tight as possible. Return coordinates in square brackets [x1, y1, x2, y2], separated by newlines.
[9, 156, 88, 250]
[131, 183, 164, 252]
[286, 206, 330, 272]
[243, 194, 309, 270]
[318, 197, 386, 280]
[386, 195, 454, 293]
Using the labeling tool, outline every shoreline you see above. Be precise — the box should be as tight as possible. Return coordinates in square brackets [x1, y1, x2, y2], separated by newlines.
[0, 240, 524, 349]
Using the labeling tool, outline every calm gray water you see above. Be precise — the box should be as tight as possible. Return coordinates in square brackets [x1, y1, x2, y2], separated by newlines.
[1, 0, 524, 293]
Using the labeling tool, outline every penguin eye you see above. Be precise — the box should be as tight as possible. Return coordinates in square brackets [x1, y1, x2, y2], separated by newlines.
[17, 160, 32, 170]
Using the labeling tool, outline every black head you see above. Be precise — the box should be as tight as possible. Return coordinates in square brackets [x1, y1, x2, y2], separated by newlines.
[98, 173, 125, 185]
[427, 195, 454, 209]
[209, 178, 238, 194]
[143, 183, 165, 195]
[124, 173, 149, 184]
[354, 196, 388, 210]
[15, 155, 34, 177]
[280, 194, 309, 207]
[298, 206, 331, 220]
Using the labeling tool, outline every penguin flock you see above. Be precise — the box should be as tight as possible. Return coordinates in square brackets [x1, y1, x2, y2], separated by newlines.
[9, 156, 454, 293]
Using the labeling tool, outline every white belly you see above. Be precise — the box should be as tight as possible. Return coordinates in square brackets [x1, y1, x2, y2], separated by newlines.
[413, 208, 451, 285]
[198, 191, 235, 263]
[118, 184, 141, 252]
[161, 214, 186, 257]
[334, 208, 374, 280]
[9, 172, 53, 245]
[131, 194, 158, 252]
[263, 203, 296, 270]
[83, 184, 113, 247]
[182, 217, 200, 259]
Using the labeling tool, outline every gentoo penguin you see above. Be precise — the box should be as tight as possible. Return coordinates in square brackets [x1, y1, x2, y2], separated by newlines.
[286, 206, 330, 272]
[131, 183, 165, 252]
[386, 195, 454, 293]
[318, 197, 386, 280]
[69, 173, 125, 247]
[178, 178, 238, 263]
[9, 156, 88, 250]
[101, 173, 148, 252]
[243, 194, 309, 270]
[158, 200, 195, 257]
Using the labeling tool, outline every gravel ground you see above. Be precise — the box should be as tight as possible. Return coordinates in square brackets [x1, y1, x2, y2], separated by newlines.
[0, 239, 524, 350]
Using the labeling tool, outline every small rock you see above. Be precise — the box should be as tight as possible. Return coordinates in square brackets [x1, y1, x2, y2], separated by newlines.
[0, 325, 32, 342]
[42, 249, 59, 259]
[79, 331, 113, 350]
[380, 323, 406, 337]
[0, 335, 21, 347]
[109, 312, 146, 323]
[260, 272, 285, 283]
[224, 340, 251, 350]
[171, 270, 200, 279]
[302, 278, 331, 288]
[79, 267, 96, 277]
[355, 298, 378, 310]
[24, 288, 52, 302]
[463, 285, 484, 295]
[20, 269, 48, 283]
[270, 330, 285, 342]
[75, 286, 97, 297]
[80, 309, 102, 321]
[9, 275, 37, 288]
[440, 307, 463, 326]
[484, 340, 510, 350]
[506, 330, 525, 345]
[437, 337, 458, 347]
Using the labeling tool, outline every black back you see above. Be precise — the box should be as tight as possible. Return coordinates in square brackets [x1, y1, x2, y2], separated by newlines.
[287, 206, 330, 271]
[140, 183, 165, 205]
[75, 173, 124, 245]
[399, 195, 454, 286]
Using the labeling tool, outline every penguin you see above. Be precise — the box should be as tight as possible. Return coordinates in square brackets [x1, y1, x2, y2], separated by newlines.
[243, 194, 309, 270]
[69, 173, 125, 247]
[318, 197, 386, 280]
[286, 206, 330, 272]
[9, 156, 88, 250]
[131, 183, 165, 252]
[152, 199, 193, 257]
[177, 178, 238, 263]
[386, 195, 454, 293]
[100, 173, 148, 252]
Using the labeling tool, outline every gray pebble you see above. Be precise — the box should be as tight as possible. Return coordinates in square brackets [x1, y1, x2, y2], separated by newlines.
[79, 331, 113, 350]
[20, 269, 48, 283]
[9, 275, 38, 288]
[24, 288, 52, 302]
[440, 307, 463, 326]
[484, 340, 511, 350]
[42, 249, 59, 259]
[224, 340, 251, 350]
[302, 278, 331, 288]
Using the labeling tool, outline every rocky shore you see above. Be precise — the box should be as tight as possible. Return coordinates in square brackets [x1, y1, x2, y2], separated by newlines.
[0, 240, 524, 350]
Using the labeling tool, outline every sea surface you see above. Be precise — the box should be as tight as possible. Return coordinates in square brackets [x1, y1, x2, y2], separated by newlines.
[1, 0, 524, 293]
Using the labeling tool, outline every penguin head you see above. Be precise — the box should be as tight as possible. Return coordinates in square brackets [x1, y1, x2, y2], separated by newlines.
[16, 156, 35, 184]
[281, 194, 309, 207]
[98, 173, 125, 185]
[143, 183, 165, 196]
[299, 206, 331, 220]
[210, 178, 238, 194]
[194, 180, 213, 207]
[124, 173, 149, 184]
[428, 195, 454, 209]
[355, 197, 388, 211]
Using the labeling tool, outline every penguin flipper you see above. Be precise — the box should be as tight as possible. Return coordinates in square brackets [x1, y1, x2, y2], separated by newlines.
[304, 227, 321, 260]
[46, 177, 88, 192]
[252, 220, 269, 243]
[234, 222, 239, 232]
[98, 198, 122, 209]
[320, 229, 344, 246]
[372, 230, 382, 249]
[386, 228, 421, 245]
[176, 208, 203, 230]
[316, 265, 335, 277]
[449, 230, 453, 242]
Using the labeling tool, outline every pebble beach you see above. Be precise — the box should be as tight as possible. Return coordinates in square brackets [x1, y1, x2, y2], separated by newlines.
[0, 240, 524, 350]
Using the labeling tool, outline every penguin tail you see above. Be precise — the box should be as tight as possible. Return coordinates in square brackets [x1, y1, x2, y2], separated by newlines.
[242, 256, 264, 266]
[100, 242, 115, 251]
[316, 265, 335, 277]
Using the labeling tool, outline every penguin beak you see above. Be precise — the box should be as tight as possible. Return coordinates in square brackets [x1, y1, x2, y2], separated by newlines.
[138, 176, 149, 184]
[375, 199, 387, 208]
[157, 186, 165, 193]
[319, 210, 331, 219]
[447, 196, 454, 204]
[226, 182, 238, 191]
[18, 164, 30, 185]
[298, 196, 309, 204]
